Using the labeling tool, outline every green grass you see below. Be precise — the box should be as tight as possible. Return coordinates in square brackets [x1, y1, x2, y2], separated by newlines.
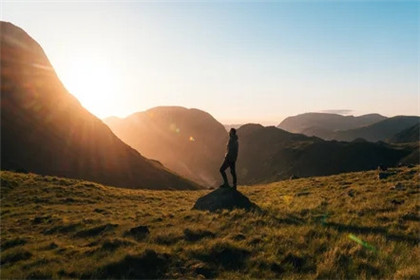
[1, 167, 419, 279]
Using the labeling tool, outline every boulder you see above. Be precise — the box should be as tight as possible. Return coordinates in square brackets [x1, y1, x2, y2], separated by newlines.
[192, 187, 257, 212]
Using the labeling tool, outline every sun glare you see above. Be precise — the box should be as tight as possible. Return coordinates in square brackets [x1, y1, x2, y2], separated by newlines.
[56, 54, 119, 118]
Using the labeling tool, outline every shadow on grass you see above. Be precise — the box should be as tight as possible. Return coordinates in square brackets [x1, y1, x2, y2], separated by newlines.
[0, 237, 27, 251]
[192, 241, 250, 270]
[101, 238, 134, 251]
[1, 249, 32, 265]
[74, 224, 118, 238]
[43, 223, 81, 235]
[124, 225, 149, 241]
[325, 222, 420, 245]
[401, 213, 420, 222]
[280, 253, 317, 273]
[275, 214, 305, 226]
[184, 228, 215, 242]
[255, 208, 305, 226]
[83, 249, 170, 279]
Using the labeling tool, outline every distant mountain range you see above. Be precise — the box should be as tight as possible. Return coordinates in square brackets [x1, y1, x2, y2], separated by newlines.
[104, 107, 228, 187]
[1, 21, 418, 189]
[106, 110, 417, 186]
[278, 113, 386, 135]
[278, 113, 420, 142]
[236, 124, 414, 185]
[0, 22, 199, 190]
[332, 116, 420, 142]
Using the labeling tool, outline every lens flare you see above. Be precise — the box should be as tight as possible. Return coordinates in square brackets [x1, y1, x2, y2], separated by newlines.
[348, 234, 376, 252]
[169, 123, 180, 134]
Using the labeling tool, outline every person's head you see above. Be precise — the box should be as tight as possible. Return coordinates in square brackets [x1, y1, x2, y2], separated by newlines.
[229, 128, 236, 137]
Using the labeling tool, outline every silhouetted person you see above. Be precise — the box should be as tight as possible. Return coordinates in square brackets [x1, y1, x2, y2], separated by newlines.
[220, 128, 238, 190]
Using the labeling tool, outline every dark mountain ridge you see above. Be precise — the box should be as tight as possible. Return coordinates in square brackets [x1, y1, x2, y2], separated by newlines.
[389, 123, 420, 143]
[278, 112, 387, 138]
[333, 116, 420, 142]
[236, 124, 413, 185]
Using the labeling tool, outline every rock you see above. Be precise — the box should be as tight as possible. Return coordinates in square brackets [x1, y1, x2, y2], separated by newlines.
[192, 187, 258, 212]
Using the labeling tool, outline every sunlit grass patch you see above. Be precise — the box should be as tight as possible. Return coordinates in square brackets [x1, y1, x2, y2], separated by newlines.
[1, 166, 419, 279]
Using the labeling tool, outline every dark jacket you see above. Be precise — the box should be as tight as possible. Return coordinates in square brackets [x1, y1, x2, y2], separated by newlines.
[225, 134, 239, 162]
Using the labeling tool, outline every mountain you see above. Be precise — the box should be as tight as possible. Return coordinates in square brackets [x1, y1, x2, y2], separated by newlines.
[0, 21, 199, 190]
[278, 113, 387, 138]
[104, 107, 228, 186]
[333, 116, 420, 142]
[224, 124, 244, 132]
[236, 124, 413, 185]
[389, 123, 420, 143]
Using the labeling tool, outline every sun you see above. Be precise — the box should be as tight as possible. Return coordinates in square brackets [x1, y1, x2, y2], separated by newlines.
[56, 54, 119, 118]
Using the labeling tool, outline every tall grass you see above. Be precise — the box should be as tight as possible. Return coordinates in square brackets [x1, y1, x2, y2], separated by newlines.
[1, 166, 419, 279]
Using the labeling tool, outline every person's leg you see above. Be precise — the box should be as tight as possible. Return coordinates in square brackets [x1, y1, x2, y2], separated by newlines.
[230, 161, 237, 189]
[219, 159, 230, 187]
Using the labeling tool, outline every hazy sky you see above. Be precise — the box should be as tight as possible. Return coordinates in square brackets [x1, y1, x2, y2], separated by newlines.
[2, 1, 419, 125]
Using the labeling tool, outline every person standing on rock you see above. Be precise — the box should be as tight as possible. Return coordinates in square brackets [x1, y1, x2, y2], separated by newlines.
[220, 128, 239, 190]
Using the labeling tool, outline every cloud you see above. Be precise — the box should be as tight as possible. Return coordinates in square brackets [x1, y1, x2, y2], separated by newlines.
[319, 109, 353, 115]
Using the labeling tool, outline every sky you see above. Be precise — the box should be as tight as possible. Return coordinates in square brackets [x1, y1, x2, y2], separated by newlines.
[1, 1, 419, 125]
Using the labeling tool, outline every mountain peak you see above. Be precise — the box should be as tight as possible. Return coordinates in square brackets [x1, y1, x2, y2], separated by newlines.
[1, 21, 199, 190]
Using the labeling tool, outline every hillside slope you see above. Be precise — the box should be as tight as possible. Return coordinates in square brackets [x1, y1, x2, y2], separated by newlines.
[1, 167, 419, 279]
[333, 116, 420, 142]
[104, 107, 228, 187]
[278, 113, 386, 138]
[236, 124, 413, 185]
[389, 123, 420, 143]
[0, 21, 198, 190]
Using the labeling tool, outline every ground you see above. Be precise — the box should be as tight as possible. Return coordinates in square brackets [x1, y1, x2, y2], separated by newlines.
[1, 166, 419, 279]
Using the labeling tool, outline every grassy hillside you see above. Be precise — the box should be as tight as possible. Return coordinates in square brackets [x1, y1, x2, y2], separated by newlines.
[1, 167, 419, 279]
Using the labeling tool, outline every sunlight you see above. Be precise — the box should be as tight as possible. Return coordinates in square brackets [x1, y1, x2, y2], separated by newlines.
[56, 54, 119, 118]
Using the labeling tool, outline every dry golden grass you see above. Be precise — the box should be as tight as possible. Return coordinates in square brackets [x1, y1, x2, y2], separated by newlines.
[1, 166, 419, 279]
